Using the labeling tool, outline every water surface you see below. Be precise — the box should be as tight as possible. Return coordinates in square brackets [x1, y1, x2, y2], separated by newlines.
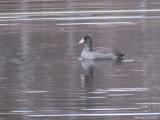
[0, 0, 160, 120]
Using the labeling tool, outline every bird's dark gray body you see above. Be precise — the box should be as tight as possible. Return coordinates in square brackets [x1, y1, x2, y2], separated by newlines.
[79, 34, 124, 60]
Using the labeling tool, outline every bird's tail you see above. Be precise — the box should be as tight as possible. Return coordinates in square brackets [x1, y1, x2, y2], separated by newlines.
[120, 54, 125, 60]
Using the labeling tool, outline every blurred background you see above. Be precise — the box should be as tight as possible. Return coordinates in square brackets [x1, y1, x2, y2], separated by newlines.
[0, 0, 160, 120]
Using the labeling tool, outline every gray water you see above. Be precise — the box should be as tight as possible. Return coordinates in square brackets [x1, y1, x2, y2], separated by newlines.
[0, 0, 160, 120]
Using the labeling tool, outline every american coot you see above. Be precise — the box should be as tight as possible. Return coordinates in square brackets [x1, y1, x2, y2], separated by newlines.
[79, 34, 124, 60]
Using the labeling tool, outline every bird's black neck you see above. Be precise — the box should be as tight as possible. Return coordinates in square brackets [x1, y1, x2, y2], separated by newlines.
[84, 44, 93, 51]
[84, 40, 94, 52]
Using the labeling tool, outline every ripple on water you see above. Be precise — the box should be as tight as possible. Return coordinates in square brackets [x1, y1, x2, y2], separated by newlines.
[97, 88, 148, 92]
[108, 94, 135, 97]
[56, 22, 136, 26]
[1, 15, 160, 22]
[81, 107, 141, 111]
[1, 9, 160, 15]
[27, 112, 160, 117]
[21, 91, 48, 93]
[11, 110, 34, 113]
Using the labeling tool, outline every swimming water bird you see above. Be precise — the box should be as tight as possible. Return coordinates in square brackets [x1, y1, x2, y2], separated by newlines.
[79, 34, 124, 60]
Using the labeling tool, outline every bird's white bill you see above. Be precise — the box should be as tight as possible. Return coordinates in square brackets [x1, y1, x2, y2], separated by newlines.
[79, 38, 84, 44]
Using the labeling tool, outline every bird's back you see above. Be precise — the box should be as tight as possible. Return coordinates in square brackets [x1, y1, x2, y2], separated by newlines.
[81, 47, 124, 60]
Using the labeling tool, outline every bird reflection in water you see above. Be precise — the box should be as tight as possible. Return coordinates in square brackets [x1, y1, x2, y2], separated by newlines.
[81, 59, 122, 82]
